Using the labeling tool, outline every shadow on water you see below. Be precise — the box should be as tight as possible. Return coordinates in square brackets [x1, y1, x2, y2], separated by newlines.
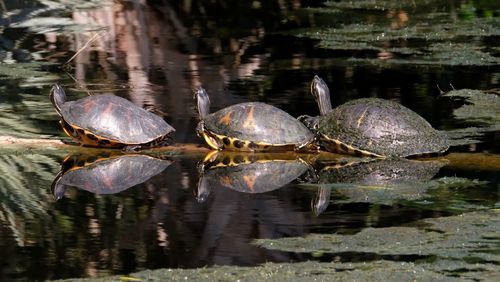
[0, 0, 498, 280]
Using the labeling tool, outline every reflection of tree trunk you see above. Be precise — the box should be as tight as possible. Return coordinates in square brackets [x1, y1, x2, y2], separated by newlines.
[67, 1, 280, 143]
[70, 1, 202, 141]
[188, 187, 309, 266]
[115, 0, 152, 105]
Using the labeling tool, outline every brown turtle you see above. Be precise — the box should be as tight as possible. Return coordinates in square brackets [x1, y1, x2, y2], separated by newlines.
[194, 87, 314, 151]
[50, 84, 175, 150]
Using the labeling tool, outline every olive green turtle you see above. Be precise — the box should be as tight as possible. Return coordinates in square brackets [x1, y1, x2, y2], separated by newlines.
[300, 76, 449, 158]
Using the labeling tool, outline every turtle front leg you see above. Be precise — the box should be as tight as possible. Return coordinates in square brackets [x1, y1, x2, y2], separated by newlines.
[201, 132, 223, 150]
[295, 136, 320, 152]
[297, 115, 320, 131]
[197, 122, 223, 150]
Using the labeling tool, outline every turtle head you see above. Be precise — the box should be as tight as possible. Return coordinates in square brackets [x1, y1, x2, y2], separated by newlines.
[297, 115, 320, 132]
[196, 159, 213, 203]
[310, 75, 333, 116]
[195, 175, 211, 203]
[50, 84, 66, 116]
[311, 186, 331, 216]
[194, 87, 211, 120]
[50, 172, 66, 201]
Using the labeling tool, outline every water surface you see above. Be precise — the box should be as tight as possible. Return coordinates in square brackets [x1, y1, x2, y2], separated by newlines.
[0, 0, 498, 280]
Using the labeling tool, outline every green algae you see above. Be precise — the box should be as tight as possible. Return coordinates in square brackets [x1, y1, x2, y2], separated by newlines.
[54, 260, 453, 282]
[443, 89, 500, 131]
[299, 22, 500, 66]
[54, 210, 500, 281]
[323, 0, 437, 11]
[438, 88, 500, 146]
[252, 209, 500, 280]
[307, 173, 491, 212]
[254, 209, 500, 258]
[294, 1, 500, 67]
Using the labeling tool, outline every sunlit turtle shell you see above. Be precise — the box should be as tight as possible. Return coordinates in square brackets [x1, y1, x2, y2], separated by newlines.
[51, 153, 172, 199]
[194, 88, 314, 151]
[304, 76, 449, 158]
[50, 84, 175, 149]
[319, 99, 449, 158]
[196, 151, 310, 202]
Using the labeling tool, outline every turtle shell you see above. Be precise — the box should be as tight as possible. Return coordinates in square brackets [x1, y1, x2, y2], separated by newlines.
[51, 153, 171, 199]
[198, 151, 309, 196]
[60, 95, 175, 147]
[318, 98, 449, 158]
[202, 102, 314, 151]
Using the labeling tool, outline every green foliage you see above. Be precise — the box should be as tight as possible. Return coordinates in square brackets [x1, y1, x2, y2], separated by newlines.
[0, 152, 61, 246]
[9, 0, 112, 34]
[39, 0, 112, 10]
[0, 88, 60, 138]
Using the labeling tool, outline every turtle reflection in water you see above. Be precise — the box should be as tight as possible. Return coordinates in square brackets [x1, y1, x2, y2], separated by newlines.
[51, 153, 172, 200]
[310, 158, 446, 215]
[196, 151, 311, 202]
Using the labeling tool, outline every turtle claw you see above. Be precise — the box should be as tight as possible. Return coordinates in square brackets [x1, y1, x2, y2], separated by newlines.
[60, 138, 79, 146]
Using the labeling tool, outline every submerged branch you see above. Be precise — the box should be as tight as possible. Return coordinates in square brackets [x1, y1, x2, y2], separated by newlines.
[0, 136, 497, 170]
[0, 136, 65, 147]
[0, 135, 209, 155]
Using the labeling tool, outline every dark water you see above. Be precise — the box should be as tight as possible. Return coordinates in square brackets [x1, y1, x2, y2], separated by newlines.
[0, 0, 498, 280]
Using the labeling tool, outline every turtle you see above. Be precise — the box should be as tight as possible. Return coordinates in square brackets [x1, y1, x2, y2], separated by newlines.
[51, 152, 172, 200]
[50, 84, 175, 150]
[313, 157, 445, 186]
[196, 151, 310, 202]
[194, 87, 314, 152]
[307, 157, 446, 215]
[300, 76, 449, 158]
